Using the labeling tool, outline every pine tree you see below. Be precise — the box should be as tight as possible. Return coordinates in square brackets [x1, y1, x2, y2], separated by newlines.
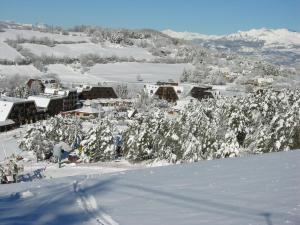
[81, 119, 115, 162]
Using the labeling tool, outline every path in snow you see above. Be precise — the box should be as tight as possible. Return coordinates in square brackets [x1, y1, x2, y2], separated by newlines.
[0, 150, 299, 225]
[73, 177, 119, 225]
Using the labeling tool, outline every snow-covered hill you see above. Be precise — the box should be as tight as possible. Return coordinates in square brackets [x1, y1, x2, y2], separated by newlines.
[0, 21, 193, 84]
[162, 29, 220, 41]
[163, 28, 300, 47]
[163, 28, 300, 68]
[226, 28, 300, 48]
[0, 21, 298, 89]
[0, 150, 299, 225]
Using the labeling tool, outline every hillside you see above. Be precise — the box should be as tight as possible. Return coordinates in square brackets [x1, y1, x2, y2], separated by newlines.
[0, 150, 299, 225]
[163, 28, 300, 69]
[0, 21, 191, 84]
[0, 21, 299, 91]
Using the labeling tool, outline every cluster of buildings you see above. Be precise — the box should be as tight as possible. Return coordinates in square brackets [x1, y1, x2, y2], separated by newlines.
[144, 81, 214, 103]
[0, 79, 118, 132]
[0, 77, 221, 132]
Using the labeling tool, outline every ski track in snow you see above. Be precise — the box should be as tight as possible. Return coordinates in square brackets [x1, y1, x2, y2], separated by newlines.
[72, 176, 119, 225]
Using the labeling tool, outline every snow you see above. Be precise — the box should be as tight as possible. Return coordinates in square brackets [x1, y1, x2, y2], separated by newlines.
[0, 28, 89, 42]
[0, 64, 43, 77]
[0, 150, 299, 225]
[162, 29, 221, 40]
[45, 62, 192, 84]
[0, 97, 34, 121]
[0, 129, 22, 161]
[21, 43, 155, 60]
[20, 190, 34, 199]
[45, 64, 90, 83]
[89, 62, 193, 83]
[227, 28, 300, 47]
[163, 28, 300, 48]
[75, 107, 99, 114]
[0, 42, 23, 60]
[0, 100, 14, 121]
[28, 95, 60, 108]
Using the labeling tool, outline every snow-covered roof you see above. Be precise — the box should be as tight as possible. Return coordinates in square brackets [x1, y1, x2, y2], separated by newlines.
[0, 97, 32, 121]
[44, 87, 76, 96]
[75, 107, 99, 114]
[0, 96, 32, 103]
[0, 119, 15, 126]
[28, 95, 64, 108]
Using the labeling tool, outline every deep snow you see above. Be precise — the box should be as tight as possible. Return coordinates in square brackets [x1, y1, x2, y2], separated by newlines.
[0, 150, 299, 225]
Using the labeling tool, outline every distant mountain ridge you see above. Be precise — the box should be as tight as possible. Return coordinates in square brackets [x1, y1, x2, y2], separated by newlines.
[163, 28, 300, 47]
[163, 28, 300, 68]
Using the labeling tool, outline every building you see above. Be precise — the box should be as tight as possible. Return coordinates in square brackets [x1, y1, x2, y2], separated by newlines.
[144, 82, 183, 103]
[61, 100, 102, 119]
[77, 85, 118, 100]
[28, 95, 64, 116]
[0, 97, 40, 127]
[44, 88, 78, 111]
[73, 107, 100, 119]
[154, 86, 179, 102]
[26, 79, 45, 94]
[189, 86, 213, 100]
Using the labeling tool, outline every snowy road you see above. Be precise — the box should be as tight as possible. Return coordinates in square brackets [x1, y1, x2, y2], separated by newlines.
[0, 150, 299, 225]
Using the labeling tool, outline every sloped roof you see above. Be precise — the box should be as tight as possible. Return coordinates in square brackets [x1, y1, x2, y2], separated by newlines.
[0, 97, 32, 121]
[0, 119, 15, 127]
[0, 100, 14, 121]
[28, 95, 63, 108]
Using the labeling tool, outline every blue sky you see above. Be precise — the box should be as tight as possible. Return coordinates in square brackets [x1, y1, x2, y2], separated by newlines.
[0, 0, 299, 34]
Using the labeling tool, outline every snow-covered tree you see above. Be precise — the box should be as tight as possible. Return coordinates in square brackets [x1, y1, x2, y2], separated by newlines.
[80, 119, 115, 162]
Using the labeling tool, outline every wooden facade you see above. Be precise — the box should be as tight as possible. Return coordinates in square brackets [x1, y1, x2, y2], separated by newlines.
[154, 86, 179, 102]
[26, 79, 45, 94]
[63, 90, 78, 111]
[46, 98, 64, 116]
[79, 87, 118, 100]
[190, 86, 213, 100]
[7, 101, 41, 125]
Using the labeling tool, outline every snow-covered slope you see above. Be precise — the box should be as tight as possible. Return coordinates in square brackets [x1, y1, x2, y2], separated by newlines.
[226, 28, 300, 48]
[0, 24, 192, 84]
[45, 62, 192, 84]
[20, 43, 155, 60]
[0, 150, 299, 225]
[0, 28, 90, 42]
[163, 28, 300, 47]
[162, 29, 220, 41]
[0, 42, 23, 60]
[0, 64, 43, 77]
[163, 28, 300, 68]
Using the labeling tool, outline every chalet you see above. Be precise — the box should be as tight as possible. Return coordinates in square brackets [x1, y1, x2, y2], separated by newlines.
[0, 97, 40, 127]
[154, 86, 179, 102]
[77, 85, 118, 100]
[28, 95, 64, 116]
[26, 79, 45, 94]
[144, 82, 183, 103]
[189, 86, 213, 100]
[44, 88, 78, 111]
